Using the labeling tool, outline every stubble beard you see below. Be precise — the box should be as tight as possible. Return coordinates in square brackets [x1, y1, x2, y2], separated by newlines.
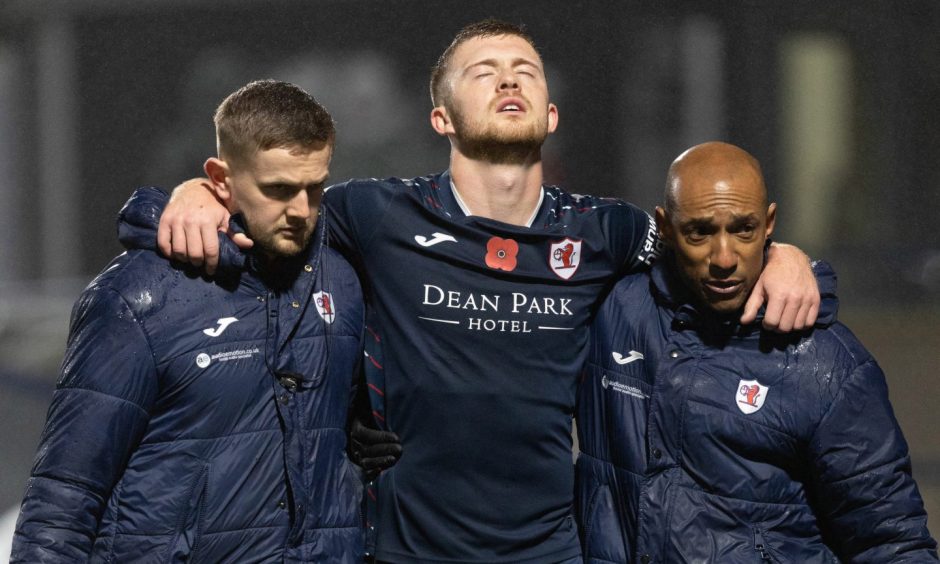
[243, 214, 315, 260]
[450, 103, 548, 165]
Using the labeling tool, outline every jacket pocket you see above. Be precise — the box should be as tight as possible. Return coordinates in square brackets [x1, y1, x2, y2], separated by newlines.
[340, 452, 365, 528]
[164, 463, 210, 563]
[751, 523, 840, 564]
[582, 482, 628, 563]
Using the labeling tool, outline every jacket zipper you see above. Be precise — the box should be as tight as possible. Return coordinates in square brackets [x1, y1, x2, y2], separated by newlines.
[753, 528, 774, 561]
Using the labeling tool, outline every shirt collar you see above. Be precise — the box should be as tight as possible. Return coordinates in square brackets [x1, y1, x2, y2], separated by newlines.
[449, 178, 544, 228]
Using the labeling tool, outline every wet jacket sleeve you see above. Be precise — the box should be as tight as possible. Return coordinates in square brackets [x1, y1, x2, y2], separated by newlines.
[116, 186, 171, 252]
[11, 286, 158, 562]
[809, 358, 938, 562]
[117, 186, 246, 269]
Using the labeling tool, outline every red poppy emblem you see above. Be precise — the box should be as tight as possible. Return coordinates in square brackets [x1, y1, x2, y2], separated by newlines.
[485, 236, 519, 271]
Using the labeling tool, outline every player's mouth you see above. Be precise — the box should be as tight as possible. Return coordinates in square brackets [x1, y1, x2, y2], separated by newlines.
[278, 226, 308, 239]
[703, 279, 743, 297]
[496, 98, 526, 114]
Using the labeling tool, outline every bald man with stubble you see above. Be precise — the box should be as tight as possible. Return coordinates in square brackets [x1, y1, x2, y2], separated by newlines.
[575, 142, 937, 564]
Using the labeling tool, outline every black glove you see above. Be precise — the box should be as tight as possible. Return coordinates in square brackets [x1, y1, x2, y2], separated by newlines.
[348, 418, 402, 477]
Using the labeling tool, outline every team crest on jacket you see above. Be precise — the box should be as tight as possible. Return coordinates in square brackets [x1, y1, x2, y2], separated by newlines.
[549, 238, 582, 280]
[313, 291, 336, 324]
[736, 379, 768, 414]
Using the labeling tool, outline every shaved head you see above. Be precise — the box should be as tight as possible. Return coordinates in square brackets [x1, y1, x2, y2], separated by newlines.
[664, 142, 767, 215]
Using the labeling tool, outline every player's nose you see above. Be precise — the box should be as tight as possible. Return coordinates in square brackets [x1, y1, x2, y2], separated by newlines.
[709, 235, 737, 274]
[287, 190, 312, 219]
[497, 68, 520, 92]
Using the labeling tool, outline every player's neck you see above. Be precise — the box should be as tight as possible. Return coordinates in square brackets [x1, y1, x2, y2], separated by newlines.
[449, 152, 544, 226]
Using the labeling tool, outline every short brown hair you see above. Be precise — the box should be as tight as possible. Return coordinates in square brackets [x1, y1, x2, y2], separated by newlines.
[214, 79, 335, 165]
[429, 19, 538, 108]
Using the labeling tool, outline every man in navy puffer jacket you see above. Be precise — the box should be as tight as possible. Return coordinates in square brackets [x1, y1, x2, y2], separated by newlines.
[11, 80, 365, 562]
[576, 142, 937, 563]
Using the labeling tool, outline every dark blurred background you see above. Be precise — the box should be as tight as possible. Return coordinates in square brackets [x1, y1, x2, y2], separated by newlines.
[1, 0, 938, 557]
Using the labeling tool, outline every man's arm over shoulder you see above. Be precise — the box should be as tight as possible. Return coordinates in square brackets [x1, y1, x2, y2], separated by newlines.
[323, 177, 406, 260]
[118, 186, 172, 252]
[119, 185, 246, 273]
[128, 177, 402, 273]
[741, 243, 820, 331]
[809, 351, 938, 562]
[11, 283, 158, 562]
[590, 198, 662, 273]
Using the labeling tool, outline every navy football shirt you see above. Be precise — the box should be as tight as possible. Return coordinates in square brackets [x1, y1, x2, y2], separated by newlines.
[325, 171, 660, 563]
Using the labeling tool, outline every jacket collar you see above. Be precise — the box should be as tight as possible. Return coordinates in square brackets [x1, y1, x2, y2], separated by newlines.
[217, 214, 323, 292]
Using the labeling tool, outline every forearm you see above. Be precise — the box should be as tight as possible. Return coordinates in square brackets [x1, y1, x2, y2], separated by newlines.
[12, 475, 108, 561]
[11, 288, 157, 560]
[12, 389, 150, 561]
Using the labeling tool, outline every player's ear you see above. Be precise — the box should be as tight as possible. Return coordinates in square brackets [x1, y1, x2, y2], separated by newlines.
[546, 103, 559, 134]
[430, 105, 454, 136]
[655, 206, 673, 247]
[765, 202, 777, 238]
[654, 206, 676, 247]
[204, 157, 233, 203]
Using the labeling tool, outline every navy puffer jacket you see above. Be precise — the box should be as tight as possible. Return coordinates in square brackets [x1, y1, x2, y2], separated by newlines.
[12, 187, 365, 563]
[576, 258, 937, 563]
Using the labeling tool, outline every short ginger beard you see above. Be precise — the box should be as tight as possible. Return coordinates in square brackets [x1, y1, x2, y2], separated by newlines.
[242, 213, 315, 261]
[449, 102, 548, 165]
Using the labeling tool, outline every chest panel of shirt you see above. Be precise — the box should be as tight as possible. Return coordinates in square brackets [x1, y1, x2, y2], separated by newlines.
[353, 189, 608, 561]
[361, 191, 622, 412]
